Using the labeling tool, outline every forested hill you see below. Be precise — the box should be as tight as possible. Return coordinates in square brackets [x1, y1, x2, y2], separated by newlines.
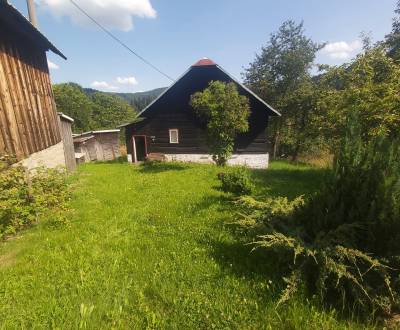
[84, 87, 166, 112]
[53, 83, 165, 133]
[114, 88, 166, 111]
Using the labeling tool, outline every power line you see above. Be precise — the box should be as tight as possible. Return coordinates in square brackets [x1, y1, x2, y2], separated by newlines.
[69, 0, 175, 82]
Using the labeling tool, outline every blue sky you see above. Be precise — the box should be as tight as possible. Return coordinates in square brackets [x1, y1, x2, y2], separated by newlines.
[11, 0, 398, 92]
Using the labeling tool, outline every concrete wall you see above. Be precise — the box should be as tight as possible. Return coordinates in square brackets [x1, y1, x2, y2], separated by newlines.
[18, 141, 66, 170]
[128, 153, 269, 169]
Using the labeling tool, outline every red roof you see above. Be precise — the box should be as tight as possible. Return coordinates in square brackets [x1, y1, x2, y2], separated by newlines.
[192, 58, 216, 67]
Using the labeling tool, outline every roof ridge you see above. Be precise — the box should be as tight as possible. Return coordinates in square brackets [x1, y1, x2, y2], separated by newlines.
[192, 57, 216, 67]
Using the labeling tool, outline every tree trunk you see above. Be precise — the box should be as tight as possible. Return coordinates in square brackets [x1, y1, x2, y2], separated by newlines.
[273, 129, 281, 159]
[271, 118, 282, 160]
[291, 144, 300, 162]
[291, 106, 308, 162]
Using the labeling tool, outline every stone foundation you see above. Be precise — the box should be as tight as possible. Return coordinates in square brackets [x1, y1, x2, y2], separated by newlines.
[153, 153, 269, 169]
[19, 141, 66, 170]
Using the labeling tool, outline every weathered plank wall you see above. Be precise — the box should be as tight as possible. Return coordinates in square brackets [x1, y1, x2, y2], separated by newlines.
[0, 28, 61, 160]
[94, 132, 121, 161]
[126, 110, 268, 155]
[58, 117, 76, 171]
[74, 132, 120, 163]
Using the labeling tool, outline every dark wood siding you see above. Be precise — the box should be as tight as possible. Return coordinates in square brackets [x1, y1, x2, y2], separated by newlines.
[126, 65, 271, 156]
[126, 110, 269, 155]
[127, 111, 207, 155]
[0, 24, 61, 160]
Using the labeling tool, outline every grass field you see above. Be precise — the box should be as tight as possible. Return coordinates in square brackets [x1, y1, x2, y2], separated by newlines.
[0, 161, 375, 329]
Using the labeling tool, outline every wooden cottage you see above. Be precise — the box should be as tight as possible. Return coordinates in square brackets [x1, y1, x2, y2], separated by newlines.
[73, 130, 121, 163]
[0, 1, 71, 170]
[122, 58, 280, 168]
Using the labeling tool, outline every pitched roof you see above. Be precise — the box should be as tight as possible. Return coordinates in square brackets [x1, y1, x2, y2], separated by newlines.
[120, 58, 280, 128]
[0, 0, 66, 59]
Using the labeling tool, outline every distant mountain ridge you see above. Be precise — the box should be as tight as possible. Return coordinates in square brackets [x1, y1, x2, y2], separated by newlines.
[84, 87, 167, 112]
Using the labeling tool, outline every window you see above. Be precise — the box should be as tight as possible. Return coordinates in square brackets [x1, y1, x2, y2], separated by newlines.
[169, 129, 179, 144]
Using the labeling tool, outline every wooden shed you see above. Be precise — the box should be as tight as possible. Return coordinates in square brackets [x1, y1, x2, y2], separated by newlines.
[0, 0, 67, 169]
[73, 130, 121, 162]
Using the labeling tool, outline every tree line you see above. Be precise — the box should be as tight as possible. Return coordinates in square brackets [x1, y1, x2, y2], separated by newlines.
[243, 2, 400, 161]
[53, 83, 138, 133]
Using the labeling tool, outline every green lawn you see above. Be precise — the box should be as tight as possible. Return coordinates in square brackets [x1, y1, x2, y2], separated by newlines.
[0, 161, 373, 329]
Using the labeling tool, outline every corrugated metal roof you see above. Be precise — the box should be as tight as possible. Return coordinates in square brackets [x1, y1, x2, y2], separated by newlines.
[0, 0, 66, 59]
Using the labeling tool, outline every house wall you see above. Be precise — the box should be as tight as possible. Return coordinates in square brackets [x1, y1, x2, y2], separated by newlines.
[126, 115, 270, 168]
[165, 153, 269, 169]
[58, 117, 75, 171]
[126, 113, 269, 156]
[0, 26, 62, 161]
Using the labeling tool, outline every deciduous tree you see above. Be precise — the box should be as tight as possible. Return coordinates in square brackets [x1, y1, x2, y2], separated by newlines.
[243, 20, 323, 160]
[190, 81, 250, 166]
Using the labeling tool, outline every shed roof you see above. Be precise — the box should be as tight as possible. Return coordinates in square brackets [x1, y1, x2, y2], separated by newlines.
[73, 135, 95, 144]
[80, 129, 121, 135]
[58, 112, 74, 123]
[0, 0, 66, 59]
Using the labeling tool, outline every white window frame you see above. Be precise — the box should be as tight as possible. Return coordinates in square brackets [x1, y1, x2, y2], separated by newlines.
[169, 129, 179, 144]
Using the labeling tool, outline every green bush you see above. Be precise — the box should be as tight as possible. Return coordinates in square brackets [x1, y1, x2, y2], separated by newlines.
[0, 155, 70, 237]
[233, 195, 304, 235]
[233, 124, 400, 317]
[217, 167, 254, 195]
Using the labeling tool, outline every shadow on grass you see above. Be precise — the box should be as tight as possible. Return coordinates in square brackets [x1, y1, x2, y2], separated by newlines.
[251, 166, 330, 199]
[195, 163, 329, 288]
[207, 237, 284, 281]
[91, 156, 128, 164]
[138, 161, 189, 173]
[104, 156, 128, 164]
[189, 193, 232, 214]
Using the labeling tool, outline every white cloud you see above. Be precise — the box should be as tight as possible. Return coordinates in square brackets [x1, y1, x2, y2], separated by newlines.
[321, 40, 362, 60]
[47, 60, 59, 70]
[91, 81, 119, 91]
[91, 76, 139, 91]
[37, 0, 157, 31]
[116, 76, 138, 85]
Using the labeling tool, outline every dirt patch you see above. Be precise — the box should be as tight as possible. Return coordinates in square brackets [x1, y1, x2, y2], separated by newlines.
[0, 248, 19, 269]
[385, 314, 400, 329]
